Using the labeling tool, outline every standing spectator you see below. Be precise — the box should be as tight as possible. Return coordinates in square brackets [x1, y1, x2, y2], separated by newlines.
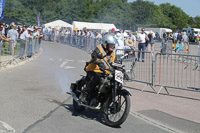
[95, 31, 102, 47]
[48, 27, 52, 41]
[177, 32, 182, 44]
[89, 31, 95, 51]
[182, 32, 188, 47]
[173, 31, 178, 44]
[128, 32, 136, 43]
[155, 32, 160, 41]
[19, 26, 33, 59]
[51, 28, 55, 42]
[0, 23, 10, 41]
[148, 30, 155, 52]
[37, 27, 43, 45]
[2, 23, 5, 35]
[0, 23, 10, 56]
[7, 23, 19, 55]
[115, 32, 124, 60]
[125, 32, 136, 54]
[137, 28, 149, 62]
[163, 32, 167, 42]
[44, 27, 49, 40]
[95, 31, 102, 40]
[27, 28, 34, 57]
[125, 33, 136, 58]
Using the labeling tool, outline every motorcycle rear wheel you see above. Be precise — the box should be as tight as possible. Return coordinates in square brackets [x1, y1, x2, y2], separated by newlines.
[103, 93, 130, 127]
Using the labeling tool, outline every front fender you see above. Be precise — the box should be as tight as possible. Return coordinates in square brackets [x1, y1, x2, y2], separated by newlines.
[117, 89, 132, 96]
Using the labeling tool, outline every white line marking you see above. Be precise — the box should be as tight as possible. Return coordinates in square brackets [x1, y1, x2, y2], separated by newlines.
[0, 120, 16, 133]
[130, 112, 182, 133]
[59, 59, 63, 61]
[64, 66, 75, 69]
[60, 61, 68, 68]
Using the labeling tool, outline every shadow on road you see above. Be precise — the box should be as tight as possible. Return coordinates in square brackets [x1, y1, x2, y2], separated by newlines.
[62, 104, 121, 128]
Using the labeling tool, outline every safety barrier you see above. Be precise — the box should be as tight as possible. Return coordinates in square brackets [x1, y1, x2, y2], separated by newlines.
[0, 38, 40, 69]
[154, 53, 200, 94]
[116, 49, 156, 92]
[45, 34, 102, 53]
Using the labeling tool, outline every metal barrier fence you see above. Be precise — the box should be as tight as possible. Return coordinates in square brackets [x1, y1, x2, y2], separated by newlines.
[44, 34, 102, 53]
[0, 38, 40, 69]
[154, 53, 200, 94]
[116, 49, 156, 92]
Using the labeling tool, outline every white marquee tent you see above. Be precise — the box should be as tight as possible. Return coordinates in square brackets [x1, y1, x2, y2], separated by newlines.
[44, 20, 73, 28]
[72, 21, 116, 33]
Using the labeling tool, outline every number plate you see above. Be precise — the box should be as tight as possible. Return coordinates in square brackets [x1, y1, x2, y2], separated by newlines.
[115, 70, 123, 84]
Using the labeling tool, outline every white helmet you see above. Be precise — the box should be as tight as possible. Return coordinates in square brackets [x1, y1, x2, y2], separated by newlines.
[102, 34, 118, 48]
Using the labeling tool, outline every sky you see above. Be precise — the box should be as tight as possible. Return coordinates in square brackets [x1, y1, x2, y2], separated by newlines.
[128, 0, 199, 17]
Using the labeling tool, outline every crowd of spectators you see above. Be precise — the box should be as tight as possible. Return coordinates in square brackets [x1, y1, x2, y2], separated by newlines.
[41, 26, 198, 62]
[0, 22, 43, 59]
[42, 26, 156, 62]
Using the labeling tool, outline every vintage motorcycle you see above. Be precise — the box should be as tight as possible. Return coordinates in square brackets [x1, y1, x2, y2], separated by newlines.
[67, 62, 131, 127]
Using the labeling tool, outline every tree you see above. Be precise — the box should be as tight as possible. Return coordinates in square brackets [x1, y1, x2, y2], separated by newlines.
[2, 0, 197, 29]
[160, 3, 190, 30]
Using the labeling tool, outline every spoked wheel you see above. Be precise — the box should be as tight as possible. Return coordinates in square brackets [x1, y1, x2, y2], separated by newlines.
[103, 93, 130, 127]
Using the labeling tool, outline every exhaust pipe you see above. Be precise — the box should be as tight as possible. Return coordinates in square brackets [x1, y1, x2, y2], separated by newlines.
[67, 89, 101, 110]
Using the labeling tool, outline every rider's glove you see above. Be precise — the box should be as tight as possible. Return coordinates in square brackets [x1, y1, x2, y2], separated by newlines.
[99, 63, 106, 74]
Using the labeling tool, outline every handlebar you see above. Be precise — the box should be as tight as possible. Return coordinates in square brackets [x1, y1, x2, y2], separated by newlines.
[99, 62, 124, 74]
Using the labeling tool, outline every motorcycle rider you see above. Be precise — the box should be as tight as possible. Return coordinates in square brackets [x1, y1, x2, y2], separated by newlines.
[79, 33, 117, 103]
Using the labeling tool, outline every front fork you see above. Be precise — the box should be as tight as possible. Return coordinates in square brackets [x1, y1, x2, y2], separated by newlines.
[111, 81, 120, 113]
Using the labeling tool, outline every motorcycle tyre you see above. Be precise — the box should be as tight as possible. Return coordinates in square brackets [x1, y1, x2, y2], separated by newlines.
[103, 94, 130, 127]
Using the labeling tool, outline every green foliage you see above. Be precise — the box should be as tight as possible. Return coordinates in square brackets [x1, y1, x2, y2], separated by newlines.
[159, 3, 190, 30]
[3, 0, 199, 30]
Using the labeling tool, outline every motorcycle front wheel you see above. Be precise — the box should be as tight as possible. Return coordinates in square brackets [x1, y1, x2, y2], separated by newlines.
[103, 93, 130, 127]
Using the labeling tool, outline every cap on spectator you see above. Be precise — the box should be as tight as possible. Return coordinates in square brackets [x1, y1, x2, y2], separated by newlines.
[27, 28, 34, 31]
[115, 33, 122, 40]
[123, 32, 128, 38]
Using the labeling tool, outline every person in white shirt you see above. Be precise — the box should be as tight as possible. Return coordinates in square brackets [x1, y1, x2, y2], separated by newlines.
[115, 32, 124, 60]
[137, 28, 149, 62]
[95, 31, 102, 40]
[7, 24, 18, 55]
[182, 32, 188, 42]
[19, 26, 33, 59]
[182, 32, 189, 49]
